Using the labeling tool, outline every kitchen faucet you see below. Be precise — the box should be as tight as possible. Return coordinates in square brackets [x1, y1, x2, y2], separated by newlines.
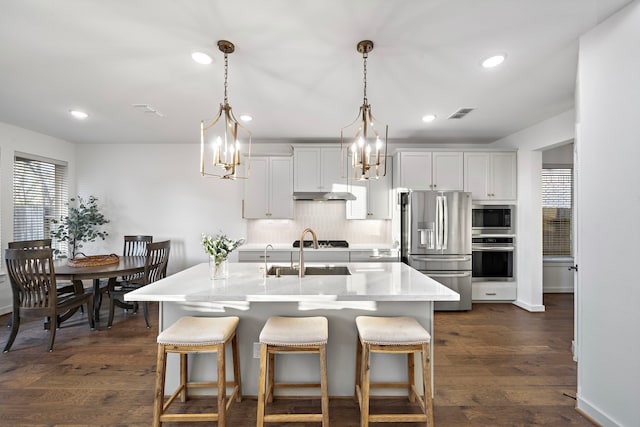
[263, 244, 274, 277]
[298, 228, 319, 278]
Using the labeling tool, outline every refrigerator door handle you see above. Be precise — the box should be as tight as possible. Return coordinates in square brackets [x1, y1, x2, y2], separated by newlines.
[436, 195, 443, 250]
[442, 195, 449, 250]
[412, 256, 472, 262]
[426, 272, 472, 278]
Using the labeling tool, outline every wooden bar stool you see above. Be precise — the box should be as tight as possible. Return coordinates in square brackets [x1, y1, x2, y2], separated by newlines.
[153, 316, 241, 427]
[355, 316, 434, 427]
[256, 316, 329, 426]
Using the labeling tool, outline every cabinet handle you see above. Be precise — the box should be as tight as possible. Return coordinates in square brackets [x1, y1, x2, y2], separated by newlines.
[433, 184, 437, 188]
[266, 212, 272, 216]
[485, 292, 497, 296]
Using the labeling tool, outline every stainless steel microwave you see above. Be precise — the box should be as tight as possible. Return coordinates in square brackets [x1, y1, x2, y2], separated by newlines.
[472, 205, 513, 231]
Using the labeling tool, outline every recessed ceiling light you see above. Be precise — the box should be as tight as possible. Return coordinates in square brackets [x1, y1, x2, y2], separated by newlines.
[240, 115, 253, 122]
[421, 114, 436, 123]
[69, 110, 88, 119]
[482, 54, 506, 68]
[192, 52, 212, 65]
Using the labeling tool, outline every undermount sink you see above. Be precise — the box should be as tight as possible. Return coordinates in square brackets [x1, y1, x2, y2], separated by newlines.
[267, 265, 351, 276]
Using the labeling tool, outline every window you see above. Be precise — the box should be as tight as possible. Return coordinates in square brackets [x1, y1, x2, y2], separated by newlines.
[542, 167, 573, 256]
[13, 154, 69, 256]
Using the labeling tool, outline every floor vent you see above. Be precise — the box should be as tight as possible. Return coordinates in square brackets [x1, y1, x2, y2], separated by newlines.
[448, 107, 474, 119]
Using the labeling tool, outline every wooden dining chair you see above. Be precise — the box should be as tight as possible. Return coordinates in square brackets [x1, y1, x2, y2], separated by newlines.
[3, 248, 95, 352]
[7, 239, 83, 327]
[101, 235, 154, 313]
[108, 240, 170, 328]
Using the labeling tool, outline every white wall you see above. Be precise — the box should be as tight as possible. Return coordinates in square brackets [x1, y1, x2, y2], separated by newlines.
[0, 121, 78, 314]
[490, 111, 577, 312]
[75, 143, 246, 273]
[543, 143, 574, 166]
[575, 2, 640, 425]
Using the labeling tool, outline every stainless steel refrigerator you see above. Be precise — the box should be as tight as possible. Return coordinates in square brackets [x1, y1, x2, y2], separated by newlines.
[400, 190, 472, 311]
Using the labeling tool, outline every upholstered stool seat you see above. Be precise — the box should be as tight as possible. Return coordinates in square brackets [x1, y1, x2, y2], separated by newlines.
[153, 316, 241, 427]
[256, 316, 329, 426]
[355, 316, 434, 427]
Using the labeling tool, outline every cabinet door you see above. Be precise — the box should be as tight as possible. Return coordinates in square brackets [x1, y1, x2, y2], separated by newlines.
[368, 158, 392, 219]
[464, 152, 491, 200]
[293, 148, 321, 191]
[346, 178, 368, 219]
[321, 147, 346, 191]
[398, 152, 432, 190]
[491, 152, 517, 200]
[238, 250, 292, 263]
[432, 152, 463, 191]
[347, 156, 391, 219]
[243, 157, 269, 218]
[269, 157, 294, 218]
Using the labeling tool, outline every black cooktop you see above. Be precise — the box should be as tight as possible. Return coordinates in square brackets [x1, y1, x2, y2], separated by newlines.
[293, 240, 349, 248]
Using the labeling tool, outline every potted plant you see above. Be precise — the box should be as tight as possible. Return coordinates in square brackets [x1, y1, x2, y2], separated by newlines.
[51, 195, 110, 259]
[201, 233, 244, 279]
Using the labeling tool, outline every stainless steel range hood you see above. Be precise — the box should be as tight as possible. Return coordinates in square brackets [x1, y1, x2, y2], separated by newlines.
[292, 191, 356, 201]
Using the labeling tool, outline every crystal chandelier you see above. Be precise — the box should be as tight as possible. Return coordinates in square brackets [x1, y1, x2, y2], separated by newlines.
[341, 40, 388, 181]
[200, 40, 251, 179]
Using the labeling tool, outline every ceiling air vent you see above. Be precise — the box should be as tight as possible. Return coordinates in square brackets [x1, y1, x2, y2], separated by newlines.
[448, 107, 474, 119]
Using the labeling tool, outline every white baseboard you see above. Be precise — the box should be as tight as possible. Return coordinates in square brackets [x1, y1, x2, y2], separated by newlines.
[512, 299, 546, 312]
[577, 394, 621, 427]
[543, 287, 574, 293]
[0, 304, 11, 316]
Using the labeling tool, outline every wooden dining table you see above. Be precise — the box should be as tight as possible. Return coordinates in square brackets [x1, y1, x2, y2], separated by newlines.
[54, 255, 146, 322]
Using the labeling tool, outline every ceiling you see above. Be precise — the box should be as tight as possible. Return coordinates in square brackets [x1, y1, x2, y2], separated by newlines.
[0, 0, 632, 145]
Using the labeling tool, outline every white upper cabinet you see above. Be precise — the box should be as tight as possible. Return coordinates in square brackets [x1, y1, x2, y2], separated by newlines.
[396, 151, 463, 191]
[347, 156, 392, 219]
[463, 152, 516, 201]
[244, 156, 294, 219]
[433, 152, 464, 190]
[293, 146, 347, 192]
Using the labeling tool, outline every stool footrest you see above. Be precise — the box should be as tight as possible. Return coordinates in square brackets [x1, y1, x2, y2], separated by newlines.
[264, 413, 324, 422]
[369, 413, 428, 423]
[369, 381, 411, 389]
[160, 413, 219, 422]
[274, 382, 321, 389]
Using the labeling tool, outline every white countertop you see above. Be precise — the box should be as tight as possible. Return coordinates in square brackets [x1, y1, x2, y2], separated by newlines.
[239, 244, 398, 251]
[125, 262, 458, 303]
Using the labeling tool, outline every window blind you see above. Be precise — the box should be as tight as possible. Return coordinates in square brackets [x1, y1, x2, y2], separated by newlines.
[13, 155, 69, 256]
[542, 168, 572, 256]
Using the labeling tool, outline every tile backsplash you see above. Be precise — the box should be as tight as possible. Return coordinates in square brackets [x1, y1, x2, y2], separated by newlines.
[246, 201, 392, 244]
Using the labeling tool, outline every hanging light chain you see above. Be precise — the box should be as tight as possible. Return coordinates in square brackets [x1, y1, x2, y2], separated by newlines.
[362, 50, 368, 106]
[223, 51, 229, 105]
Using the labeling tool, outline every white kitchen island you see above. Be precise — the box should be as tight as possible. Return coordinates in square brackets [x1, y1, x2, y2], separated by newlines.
[125, 261, 458, 396]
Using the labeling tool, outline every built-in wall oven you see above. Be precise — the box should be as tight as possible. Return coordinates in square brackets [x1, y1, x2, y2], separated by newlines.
[472, 236, 514, 281]
[472, 205, 515, 281]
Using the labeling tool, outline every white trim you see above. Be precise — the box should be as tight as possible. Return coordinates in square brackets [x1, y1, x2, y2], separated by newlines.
[512, 299, 545, 312]
[577, 394, 622, 427]
[542, 287, 574, 293]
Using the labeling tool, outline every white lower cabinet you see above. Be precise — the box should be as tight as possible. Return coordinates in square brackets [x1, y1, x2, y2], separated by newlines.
[472, 281, 517, 301]
[298, 251, 350, 263]
[238, 250, 292, 263]
[349, 249, 399, 262]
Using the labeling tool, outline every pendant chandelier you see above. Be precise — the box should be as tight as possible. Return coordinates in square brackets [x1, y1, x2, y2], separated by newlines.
[200, 40, 251, 179]
[341, 40, 388, 181]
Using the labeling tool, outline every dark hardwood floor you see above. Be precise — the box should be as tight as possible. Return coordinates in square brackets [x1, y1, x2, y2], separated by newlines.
[0, 294, 593, 426]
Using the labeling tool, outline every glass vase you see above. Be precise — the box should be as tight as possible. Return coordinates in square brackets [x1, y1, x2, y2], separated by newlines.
[210, 256, 229, 280]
